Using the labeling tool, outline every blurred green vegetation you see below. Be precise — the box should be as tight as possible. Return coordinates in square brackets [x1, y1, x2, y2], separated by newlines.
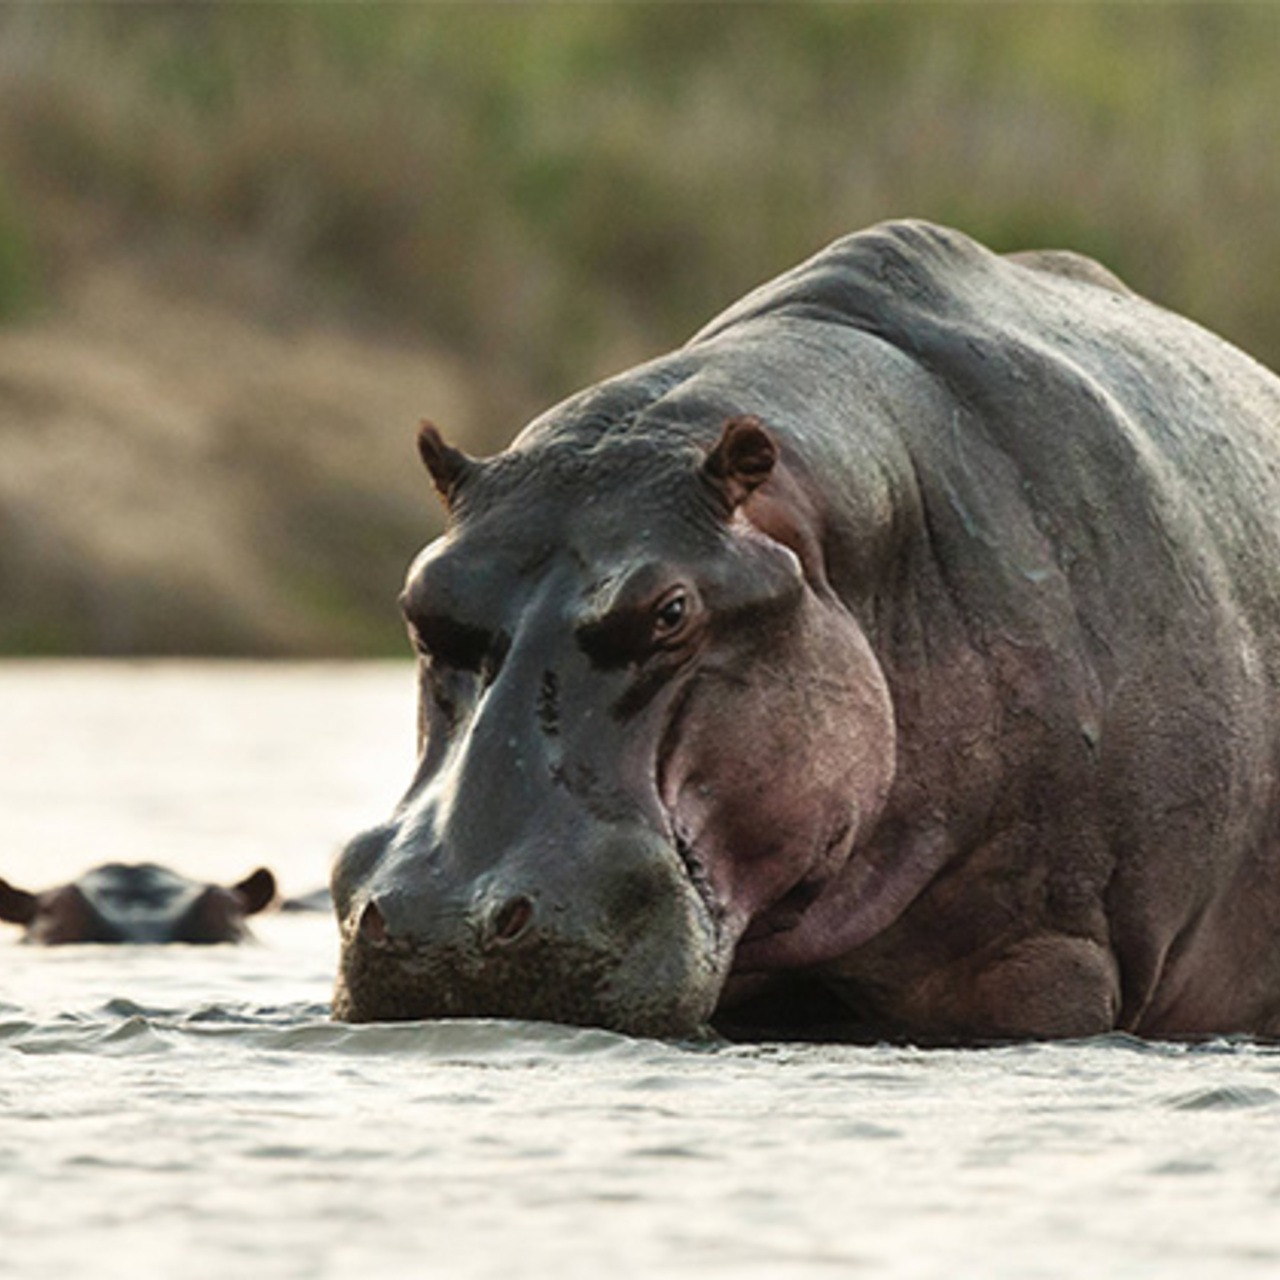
[3, 4, 1279, 383]
[0, 177, 39, 322]
[0, 3, 1278, 655]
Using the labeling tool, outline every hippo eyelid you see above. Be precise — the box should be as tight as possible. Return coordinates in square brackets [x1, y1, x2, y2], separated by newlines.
[411, 613, 505, 675]
[576, 582, 701, 668]
[575, 609, 645, 669]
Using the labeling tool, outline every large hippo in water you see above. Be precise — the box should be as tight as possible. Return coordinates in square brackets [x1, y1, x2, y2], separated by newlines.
[332, 220, 1280, 1043]
[0, 863, 277, 943]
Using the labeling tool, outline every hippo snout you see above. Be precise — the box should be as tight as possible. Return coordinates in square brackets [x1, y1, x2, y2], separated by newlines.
[357, 899, 388, 945]
[480, 894, 536, 949]
[331, 824, 731, 1038]
[354, 886, 535, 952]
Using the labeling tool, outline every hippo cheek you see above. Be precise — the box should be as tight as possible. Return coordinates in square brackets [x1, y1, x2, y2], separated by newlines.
[657, 633, 897, 969]
[331, 823, 731, 1037]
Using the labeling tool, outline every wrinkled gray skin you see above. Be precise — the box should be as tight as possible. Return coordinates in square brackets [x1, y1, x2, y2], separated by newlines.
[332, 220, 1280, 1043]
[0, 863, 277, 944]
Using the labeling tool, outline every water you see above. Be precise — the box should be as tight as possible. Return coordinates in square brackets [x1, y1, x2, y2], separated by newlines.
[3, 663, 1280, 1279]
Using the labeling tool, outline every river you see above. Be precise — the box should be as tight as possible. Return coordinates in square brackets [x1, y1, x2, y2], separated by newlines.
[2, 662, 1279, 1279]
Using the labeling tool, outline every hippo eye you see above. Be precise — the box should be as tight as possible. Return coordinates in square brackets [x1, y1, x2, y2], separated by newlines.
[578, 582, 699, 667]
[652, 588, 689, 640]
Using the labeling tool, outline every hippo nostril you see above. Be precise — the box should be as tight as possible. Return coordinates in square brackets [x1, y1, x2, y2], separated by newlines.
[359, 900, 388, 945]
[485, 895, 534, 949]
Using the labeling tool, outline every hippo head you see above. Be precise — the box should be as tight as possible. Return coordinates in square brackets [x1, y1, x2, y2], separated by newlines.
[331, 410, 895, 1036]
[0, 863, 277, 944]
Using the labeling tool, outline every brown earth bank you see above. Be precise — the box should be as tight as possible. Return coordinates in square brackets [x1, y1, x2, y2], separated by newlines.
[0, 250, 494, 656]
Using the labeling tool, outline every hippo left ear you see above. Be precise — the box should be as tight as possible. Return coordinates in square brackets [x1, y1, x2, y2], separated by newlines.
[0, 877, 38, 926]
[232, 868, 277, 917]
[701, 416, 778, 513]
[418, 420, 479, 508]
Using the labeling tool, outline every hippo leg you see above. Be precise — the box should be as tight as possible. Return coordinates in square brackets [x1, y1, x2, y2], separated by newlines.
[934, 935, 1122, 1041]
[832, 934, 1123, 1043]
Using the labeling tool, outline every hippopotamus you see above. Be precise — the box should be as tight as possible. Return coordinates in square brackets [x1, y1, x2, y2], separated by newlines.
[0, 863, 277, 944]
[331, 219, 1280, 1043]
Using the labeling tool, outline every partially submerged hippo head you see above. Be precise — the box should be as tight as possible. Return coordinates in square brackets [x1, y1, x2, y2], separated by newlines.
[332, 410, 895, 1036]
[0, 862, 277, 944]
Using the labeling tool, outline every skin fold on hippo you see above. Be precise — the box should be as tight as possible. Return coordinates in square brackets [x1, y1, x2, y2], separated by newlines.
[0, 863, 277, 944]
[331, 219, 1280, 1044]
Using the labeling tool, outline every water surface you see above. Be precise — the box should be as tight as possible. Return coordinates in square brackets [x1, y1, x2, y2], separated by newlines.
[3, 663, 1279, 1278]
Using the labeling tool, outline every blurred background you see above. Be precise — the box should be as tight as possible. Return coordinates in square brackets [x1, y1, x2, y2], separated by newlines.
[0, 2, 1276, 659]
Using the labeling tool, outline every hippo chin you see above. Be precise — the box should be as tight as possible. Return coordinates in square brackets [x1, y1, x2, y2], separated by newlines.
[0, 863, 277, 944]
[333, 220, 1280, 1044]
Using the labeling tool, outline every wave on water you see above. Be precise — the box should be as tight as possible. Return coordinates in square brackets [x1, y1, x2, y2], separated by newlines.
[6, 996, 1280, 1073]
[1162, 1083, 1280, 1111]
[0, 998, 698, 1064]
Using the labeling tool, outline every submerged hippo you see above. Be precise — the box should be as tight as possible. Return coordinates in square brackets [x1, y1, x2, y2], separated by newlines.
[332, 220, 1280, 1043]
[0, 863, 277, 944]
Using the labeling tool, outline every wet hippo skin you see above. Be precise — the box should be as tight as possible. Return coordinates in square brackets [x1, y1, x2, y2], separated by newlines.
[331, 220, 1280, 1044]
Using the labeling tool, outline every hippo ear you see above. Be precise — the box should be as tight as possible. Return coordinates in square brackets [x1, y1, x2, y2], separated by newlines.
[701, 416, 778, 513]
[417, 420, 479, 507]
[0, 877, 38, 925]
[232, 868, 277, 917]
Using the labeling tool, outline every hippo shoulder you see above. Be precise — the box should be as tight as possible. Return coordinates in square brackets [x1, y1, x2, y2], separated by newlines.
[688, 219, 991, 341]
[688, 217, 1280, 515]
[1002, 247, 1131, 295]
[690, 220, 1183, 366]
[691, 218, 1280, 702]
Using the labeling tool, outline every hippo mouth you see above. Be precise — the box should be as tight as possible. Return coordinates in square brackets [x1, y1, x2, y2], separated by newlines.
[333, 919, 726, 1039]
[336, 925, 631, 1029]
[672, 830, 728, 938]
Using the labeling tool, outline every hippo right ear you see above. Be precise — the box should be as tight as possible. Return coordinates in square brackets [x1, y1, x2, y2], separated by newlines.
[232, 868, 278, 917]
[0, 877, 37, 926]
[701, 416, 779, 514]
[417, 420, 479, 508]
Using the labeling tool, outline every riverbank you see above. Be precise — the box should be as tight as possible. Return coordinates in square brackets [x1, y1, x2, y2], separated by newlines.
[0, 249, 477, 654]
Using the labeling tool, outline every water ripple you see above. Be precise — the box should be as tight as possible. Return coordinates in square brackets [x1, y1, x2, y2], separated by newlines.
[0, 1006, 694, 1067]
[1163, 1084, 1280, 1111]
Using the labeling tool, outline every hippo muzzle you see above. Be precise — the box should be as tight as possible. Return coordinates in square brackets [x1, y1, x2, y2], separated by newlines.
[331, 812, 728, 1037]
